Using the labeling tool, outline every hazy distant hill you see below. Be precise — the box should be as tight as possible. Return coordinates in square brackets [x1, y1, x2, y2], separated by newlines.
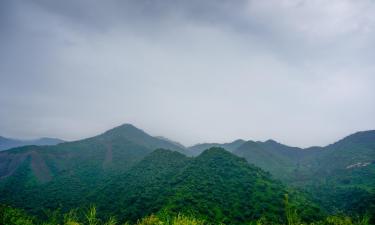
[0, 136, 64, 151]
[154, 136, 187, 151]
[188, 139, 245, 156]
[305, 130, 375, 174]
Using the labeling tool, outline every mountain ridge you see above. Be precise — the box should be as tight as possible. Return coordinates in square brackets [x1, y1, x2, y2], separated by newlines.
[0, 124, 374, 223]
[0, 136, 64, 151]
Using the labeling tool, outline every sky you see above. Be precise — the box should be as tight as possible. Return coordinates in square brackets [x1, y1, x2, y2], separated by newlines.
[1, 0, 375, 147]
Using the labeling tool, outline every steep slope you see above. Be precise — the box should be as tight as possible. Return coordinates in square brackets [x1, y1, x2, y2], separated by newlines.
[0, 136, 64, 151]
[162, 148, 289, 224]
[188, 139, 245, 156]
[0, 124, 187, 212]
[94, 149, 191, 221]
[305, 130, 375, 175]
[299, 131, 375, 218]
[102, 124, 188, 155]
[1, 126, 374, 223]
[155, 136, 186, 149]
[232, 140, 313, 181]
[94, 148, 322, 224]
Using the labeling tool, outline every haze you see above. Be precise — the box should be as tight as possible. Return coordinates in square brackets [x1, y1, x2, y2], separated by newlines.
[1, 0, 374, 147]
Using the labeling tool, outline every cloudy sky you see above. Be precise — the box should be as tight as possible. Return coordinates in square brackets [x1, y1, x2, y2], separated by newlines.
[1, 0, 374, 147]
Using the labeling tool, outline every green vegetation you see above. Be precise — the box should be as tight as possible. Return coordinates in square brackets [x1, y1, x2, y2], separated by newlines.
[0, 147, 324, 224]
[0, 203, 370, 225]
[0, 125, 374, 224]
[232, 131, 375, 223]
[0, 124, 186, 214]
[188, 139, 246, 156]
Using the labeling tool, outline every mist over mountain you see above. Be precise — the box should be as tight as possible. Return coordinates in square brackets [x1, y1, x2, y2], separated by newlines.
[0, 136, 64, 151]
[188, 139, 246, 156]
[1, 0, 375, 224]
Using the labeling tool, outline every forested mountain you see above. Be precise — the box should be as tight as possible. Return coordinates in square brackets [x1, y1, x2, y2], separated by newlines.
[94, 148, 319, 224]
[0, 147, 322, 224]
[230, 131, 375, 221]
[225, 132, 375, 184]
[0, 124, 374, 224]
[188, 139, 245, 156]
[0, 124, 188, 213]
[232, 140, 306, 180]
[0, 136, 64, 151]
[0, 124, 187, 180]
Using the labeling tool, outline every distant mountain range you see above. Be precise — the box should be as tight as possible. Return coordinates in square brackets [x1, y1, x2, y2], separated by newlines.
[0, 124, 374, 224]
[0, 136, 64, 151]
[188, 139, 246, 155]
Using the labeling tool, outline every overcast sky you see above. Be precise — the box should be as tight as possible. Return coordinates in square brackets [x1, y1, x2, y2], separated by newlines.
[1, 0, 375, 147]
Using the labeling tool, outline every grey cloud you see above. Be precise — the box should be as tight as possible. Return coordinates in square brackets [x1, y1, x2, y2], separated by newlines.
[0, 0, 374, 147]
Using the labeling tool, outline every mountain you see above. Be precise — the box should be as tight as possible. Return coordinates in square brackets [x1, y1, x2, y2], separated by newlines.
[155, 136, 186, 150]
[94, 149, 192, 222]
[305, 130, 375, 175]
[236, 131, 375, 219]
[229, 131, 375, 181]
[297, 131, 375, 216]
[101, 124, 188, 155]
[0, 125, 374, 223]
[188, 139, 245, 156]
[232, 139, 324, 181]
[0, 123, 188, 180]
[0, 143, 322, 224]
[93, 148, 322, 224]
[0, 136, 64, 151]
[220, 132, 375, 220]
[0, 124, 189, 213]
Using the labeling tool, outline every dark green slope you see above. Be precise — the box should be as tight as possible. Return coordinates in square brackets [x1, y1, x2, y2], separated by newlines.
[0, 123, 186, 181]
[188, 139, 245, 156]
[232, 140, 310, 181]
[93, 148, 321, 224]
[228, 131, 375, 220]
[163, 148, 288, 224]
[0, 124, 187, 213]
[231, 131, 375, 183]
[101, 124, 188, 155]
[94, 149, 191, 221]
[290, 130, 375, 187]
[299, 131, 375, 220]
[304, 130, 375, 175]
[1, 126, 374, 223]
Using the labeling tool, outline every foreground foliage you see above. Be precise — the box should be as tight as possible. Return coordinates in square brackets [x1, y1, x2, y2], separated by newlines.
[0, 202, 371, 225]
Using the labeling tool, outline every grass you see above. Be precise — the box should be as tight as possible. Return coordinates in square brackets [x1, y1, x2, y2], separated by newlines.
[0, 203, 371, 225]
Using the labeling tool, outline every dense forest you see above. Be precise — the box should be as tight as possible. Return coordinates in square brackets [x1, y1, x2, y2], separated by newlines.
[0, 124, 374, 224]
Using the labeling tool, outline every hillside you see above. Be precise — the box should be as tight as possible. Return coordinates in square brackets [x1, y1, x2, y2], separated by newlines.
[0, 144, 322, 224]
[232, 140, 303, 180]
[0, 124, 188, 213]
[0, 126, 374, 224]
[188, 139, 245, 156]
[91, 148, 322, 224]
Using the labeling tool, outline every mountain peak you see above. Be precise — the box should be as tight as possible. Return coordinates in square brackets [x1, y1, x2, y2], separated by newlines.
[98, 123, 188, 154]
[198, 147, 239, 160]
[264, 139, 278, 144]
[102, 123, 146, 137]
[109, 123, 139, 131]
[333, 130, 375, 146]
